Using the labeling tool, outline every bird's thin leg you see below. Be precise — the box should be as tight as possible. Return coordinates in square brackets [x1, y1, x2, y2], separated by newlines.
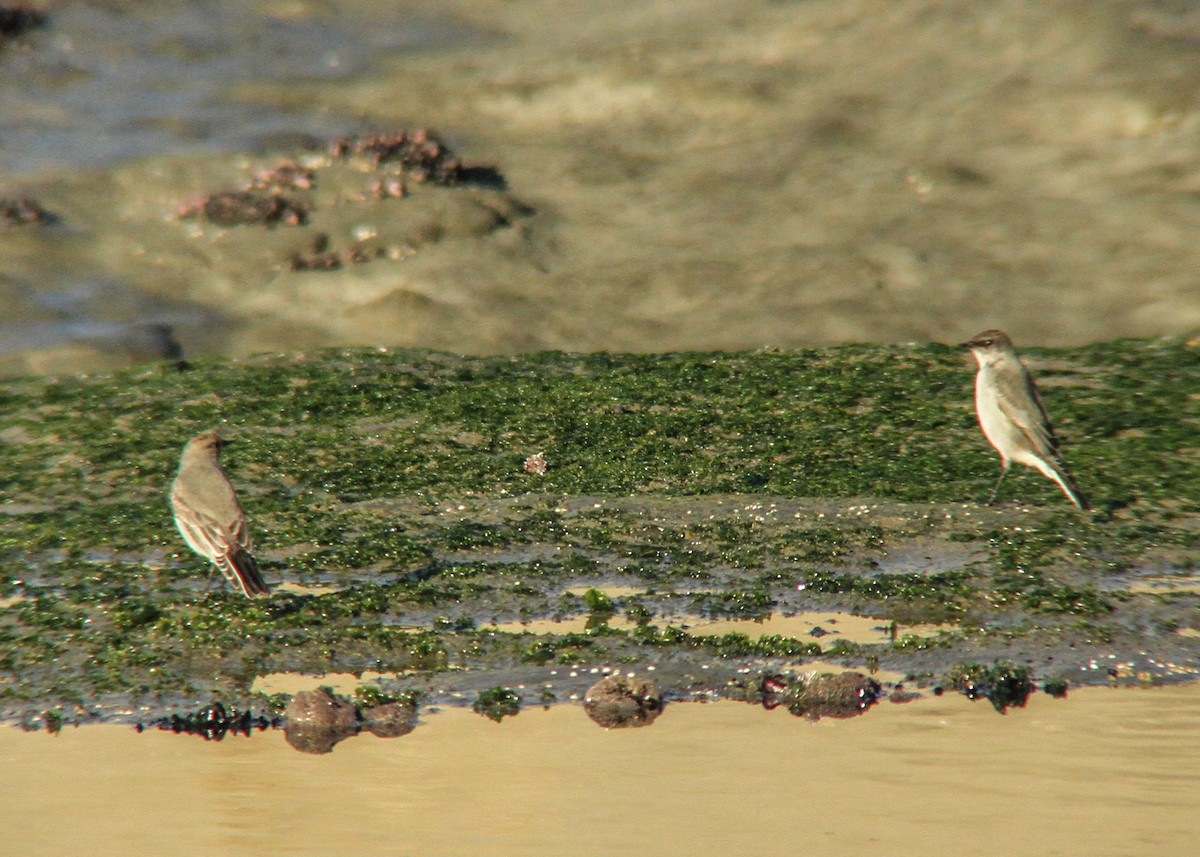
[985, 461, 1010, 505]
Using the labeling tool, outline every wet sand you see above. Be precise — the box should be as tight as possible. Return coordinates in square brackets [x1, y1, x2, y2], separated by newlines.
[3, 1, 1200, 372]
[4, 685, 1199, 857]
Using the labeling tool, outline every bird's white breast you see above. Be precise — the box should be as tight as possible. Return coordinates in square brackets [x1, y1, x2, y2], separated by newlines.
[975, 364, 1024, 463]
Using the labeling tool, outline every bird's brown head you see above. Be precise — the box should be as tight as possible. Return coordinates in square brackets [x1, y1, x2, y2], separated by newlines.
[185, 430, 231, 459]
[959, 329, 1018, 369]
[959, 329, 1015, 351]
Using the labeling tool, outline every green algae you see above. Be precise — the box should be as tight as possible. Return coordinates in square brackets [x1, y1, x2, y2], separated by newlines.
[945, 661, 1035, 713]
[1042, 677, 1070, 698]
[0, 338, 1197, 719]
[354, 684, 420, 709]
[582, 587, 615, 616]
[473, 686, 522, 722]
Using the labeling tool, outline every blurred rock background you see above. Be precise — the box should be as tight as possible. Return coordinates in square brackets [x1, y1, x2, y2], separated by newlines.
[2, 0, 1199, 374]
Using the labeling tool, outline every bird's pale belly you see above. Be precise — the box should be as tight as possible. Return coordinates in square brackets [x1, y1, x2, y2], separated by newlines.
[975, 374, 1029, 464]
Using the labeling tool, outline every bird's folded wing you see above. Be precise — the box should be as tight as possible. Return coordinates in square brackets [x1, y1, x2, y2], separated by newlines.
[995, 369, 1061, 458]
[175, 503, 239, 562]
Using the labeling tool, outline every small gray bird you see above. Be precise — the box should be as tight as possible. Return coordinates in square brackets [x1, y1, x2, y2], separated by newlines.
[961, 329, 1089, 510]
[170, 430, 271, 597]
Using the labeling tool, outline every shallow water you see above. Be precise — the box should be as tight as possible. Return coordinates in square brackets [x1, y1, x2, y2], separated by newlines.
[4, 685, 1198, 857]
[0, 1, 475, 176]
[0, 0, 478, 371]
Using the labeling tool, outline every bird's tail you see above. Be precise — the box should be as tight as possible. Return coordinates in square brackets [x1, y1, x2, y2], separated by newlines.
[219, 550, 271, 598]
[1041, 459, 1090, 511]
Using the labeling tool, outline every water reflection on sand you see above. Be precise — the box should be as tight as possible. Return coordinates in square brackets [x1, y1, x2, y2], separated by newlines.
[489, 609, 956, 643]
[3, 685, 1198, 857]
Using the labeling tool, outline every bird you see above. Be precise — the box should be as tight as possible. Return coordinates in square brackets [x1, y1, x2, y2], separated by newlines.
[170, 430, 271, 597]
[960, 329, 1090, 510]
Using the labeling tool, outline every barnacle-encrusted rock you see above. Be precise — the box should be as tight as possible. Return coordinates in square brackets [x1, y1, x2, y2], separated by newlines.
[284, 687, 359, 754]
[785, 671, 880, 720]
[178, 191, 308, 227]
[583, 676, 663, 728]
[362, 701, 418, 738]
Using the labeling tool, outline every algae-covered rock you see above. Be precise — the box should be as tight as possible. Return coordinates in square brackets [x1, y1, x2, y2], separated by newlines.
[473, 686, 522, 723]
[946, 662, 1035, 714]
[0, 341, 1197, 725]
